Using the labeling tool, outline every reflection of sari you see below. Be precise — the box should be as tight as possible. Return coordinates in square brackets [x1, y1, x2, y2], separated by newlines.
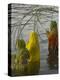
[47, 30, 58, 68]
[27, 61, 40, 75]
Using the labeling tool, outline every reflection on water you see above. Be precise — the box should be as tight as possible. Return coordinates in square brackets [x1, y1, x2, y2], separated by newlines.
[8, 4, 58, 76]
[11, 62, 40, 76]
